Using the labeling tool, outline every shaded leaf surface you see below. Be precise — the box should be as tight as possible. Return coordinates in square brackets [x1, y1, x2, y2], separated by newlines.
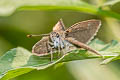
[0, 39, 120, 80]
[103, 0, 120, 6]
[0, 0, 96, 16]
[0, 0, 120, 20]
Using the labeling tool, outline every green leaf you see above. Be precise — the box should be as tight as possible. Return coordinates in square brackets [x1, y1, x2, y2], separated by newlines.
[1, 0, 120, 20]
[0, 0, 97, 16]
[0, 39, 120, 80]
[103, 0, 120, 6]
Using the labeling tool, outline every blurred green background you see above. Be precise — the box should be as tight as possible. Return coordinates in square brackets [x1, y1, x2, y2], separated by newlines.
[1, 0, 120, 80]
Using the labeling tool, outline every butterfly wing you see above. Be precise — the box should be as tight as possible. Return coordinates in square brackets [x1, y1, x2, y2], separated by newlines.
[53, 19, 66, 31]
[32, 36, 50, 56]
[65, 20, 101, 43]
[32, 19, 66, 56]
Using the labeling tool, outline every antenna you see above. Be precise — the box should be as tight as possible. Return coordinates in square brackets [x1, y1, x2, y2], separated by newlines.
[27, 34, 49, 38]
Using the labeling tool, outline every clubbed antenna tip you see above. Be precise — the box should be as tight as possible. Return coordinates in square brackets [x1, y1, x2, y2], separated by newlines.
[27, 34, 32, 38]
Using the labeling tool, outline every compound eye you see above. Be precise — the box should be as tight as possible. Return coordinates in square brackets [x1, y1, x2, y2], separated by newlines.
[56, 34, 59, 38]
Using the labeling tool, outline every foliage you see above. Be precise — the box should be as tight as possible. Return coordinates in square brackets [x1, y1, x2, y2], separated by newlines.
[0, 39, 120, 80]
[1, 0, 120, 80]
[0, 0, 120, 20]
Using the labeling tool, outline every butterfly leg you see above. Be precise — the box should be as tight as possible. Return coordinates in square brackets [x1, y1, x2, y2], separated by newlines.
[50, 47, 53, 62]
[65, 37, 101, 56]
[48, 42, 54, 46]
[62, 47, 66, 55]
[47, 42, 54, 62]
[63, 42, 69, 55]
[57, 45, 61, 58]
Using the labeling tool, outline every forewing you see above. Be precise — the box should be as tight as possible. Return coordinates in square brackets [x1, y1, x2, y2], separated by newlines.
[32, 36, 50, 56]
[53, 19, 66, 31]
[65, 20, 101, 43]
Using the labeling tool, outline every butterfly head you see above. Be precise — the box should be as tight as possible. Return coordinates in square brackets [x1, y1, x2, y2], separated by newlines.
[50, 31, 65, 49]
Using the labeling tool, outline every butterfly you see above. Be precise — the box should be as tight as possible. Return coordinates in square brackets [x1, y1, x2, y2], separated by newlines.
[27, 19, 101, 61]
